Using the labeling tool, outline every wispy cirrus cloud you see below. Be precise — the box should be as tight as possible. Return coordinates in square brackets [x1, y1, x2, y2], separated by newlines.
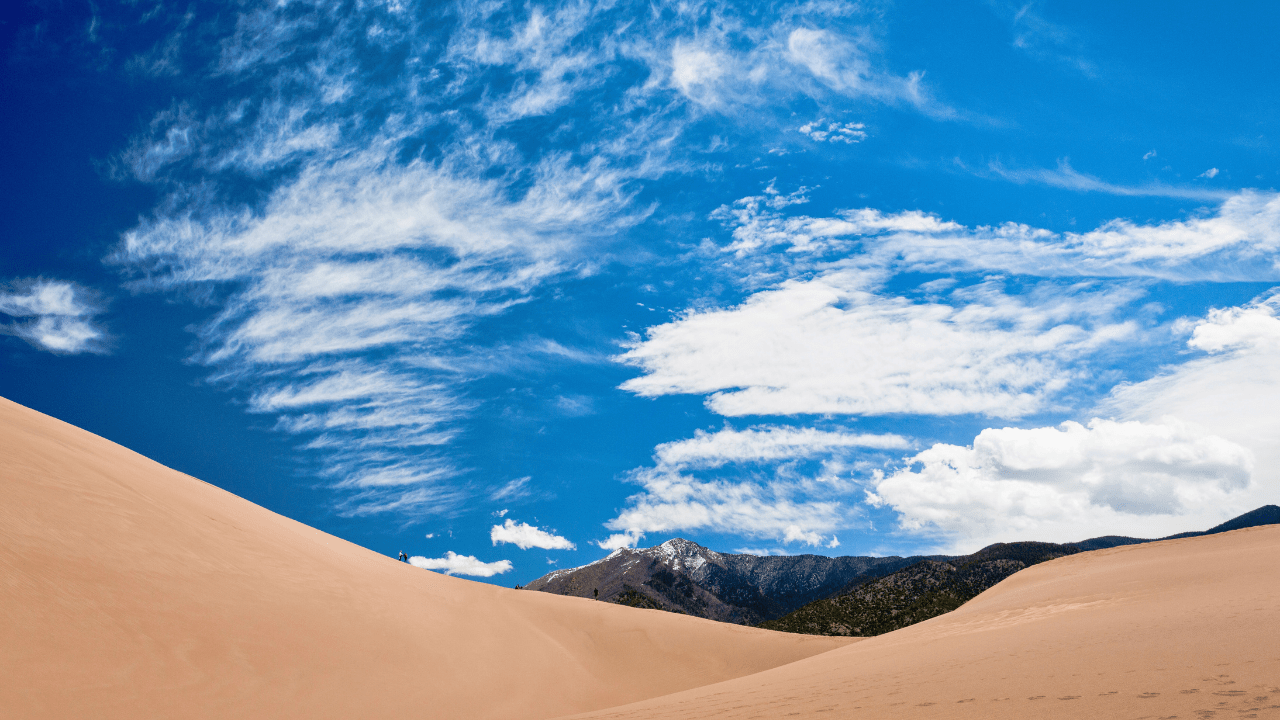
[0, 279, 108, 355]
[653, 425, 910, 468]
[987, 0, 1097, 76]
[108, 0, 976, 521]
[600, 424, 906, 548]
[110, 0, 654, 517]
[713, 186, 1280, 281]
[984, 159, 1231, 201]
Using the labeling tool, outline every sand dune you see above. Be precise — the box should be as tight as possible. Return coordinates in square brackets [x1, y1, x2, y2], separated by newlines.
[0, 397, 852, 720]
[570, 524, 1280, 719]
[6, 393, 1277, 720]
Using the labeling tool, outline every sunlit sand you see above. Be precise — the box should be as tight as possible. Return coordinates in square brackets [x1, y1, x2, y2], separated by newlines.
[3, 395, 1276, 719]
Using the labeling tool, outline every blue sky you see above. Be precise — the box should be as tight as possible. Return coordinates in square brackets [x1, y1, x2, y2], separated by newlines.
[3, 0, 1279, 584]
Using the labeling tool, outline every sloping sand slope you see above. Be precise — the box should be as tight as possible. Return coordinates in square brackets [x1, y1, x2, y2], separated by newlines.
[0, 397, 852, 720]
[572, 524, 1280, 719]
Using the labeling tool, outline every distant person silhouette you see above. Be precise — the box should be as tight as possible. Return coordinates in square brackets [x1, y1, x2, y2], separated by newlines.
[399, 551, 408, 562]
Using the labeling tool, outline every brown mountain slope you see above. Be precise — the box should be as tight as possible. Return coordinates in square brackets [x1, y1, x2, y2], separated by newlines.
[525, 537, 926, 624]
[759, 541, 1080, 636]
[0, 397, 852, 720]
[569, 524, 1280, 720]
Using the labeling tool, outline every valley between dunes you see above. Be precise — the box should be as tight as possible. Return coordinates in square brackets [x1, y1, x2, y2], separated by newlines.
[2, 394, 1278, 719]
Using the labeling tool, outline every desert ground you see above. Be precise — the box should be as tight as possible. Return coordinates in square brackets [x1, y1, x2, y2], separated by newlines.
[0, 397, 851, 719]
[568, 526, 1280, 720]
[3, 394, 1278, 719]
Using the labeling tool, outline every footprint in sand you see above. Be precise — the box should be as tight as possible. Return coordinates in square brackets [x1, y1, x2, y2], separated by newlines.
[1058, 696, 1081, 700]
[1027, 696, 1046, 700]
[1181, 689, 1201, 694]
[1138, 692, 1161, 698]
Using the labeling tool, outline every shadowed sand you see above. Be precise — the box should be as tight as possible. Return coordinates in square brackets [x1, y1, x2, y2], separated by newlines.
[0, 397, 854, 720]
[569, 525, 1280, 719]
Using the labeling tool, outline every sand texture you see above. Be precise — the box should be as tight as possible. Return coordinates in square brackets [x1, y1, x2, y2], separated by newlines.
[570, 524, 1280, 719]
[0, 397, 853, 720]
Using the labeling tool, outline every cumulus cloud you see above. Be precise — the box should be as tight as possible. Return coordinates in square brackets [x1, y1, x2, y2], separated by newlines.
[782, 525, 840, 547]
[409, 551, 513, 577]
[490, 519, 575, 550]
[1183, 290, 1280, 353]
[619, 273, 1137, 418]
[1101, 290, 1280, 523]
[596, 530, 645, 551]
[870, 417, 1253, 550]
[0, 279, 107, 354]
[613, 184, 1280, 548]
[1200, 168, 1220, 179]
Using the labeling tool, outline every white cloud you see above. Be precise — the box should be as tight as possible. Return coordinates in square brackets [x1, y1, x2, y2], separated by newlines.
[596, 530, 644, 551]
[986, 159, 1228, 201]
[714, 188, 1280, 281]
[871, 417, 1253, 551]
[1184, 290, 1280, 353]
[409, 551, 513, 577]
[0, 279, 107, 355]
[113, 0, 730, 518]
[449, 3, 609, 123]
[653, 425, 909, 468]
[798, 120, 866, 143]
[782, 525, 822, 544]
[1200, 167, 1220, 179]
[732, 546, 794, 556]
[712, 192, 958, 255]
[670, 42, 731, 107]
[1101, 289, 1280, 525]
[1143, 150, 1157, 160]
[490, 477, 532, 502]
[993, 0, 1096, 76]
[619, 273, 1136, 418]
[785, 28, 950, 117]
[602, 425, 901, 547]
[113, 82, 640, 518]
[606, 468, 847, 545]
[490, 519, 575, 550]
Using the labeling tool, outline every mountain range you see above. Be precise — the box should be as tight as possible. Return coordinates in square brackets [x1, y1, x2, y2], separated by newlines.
[526, 505, 1280, 634]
